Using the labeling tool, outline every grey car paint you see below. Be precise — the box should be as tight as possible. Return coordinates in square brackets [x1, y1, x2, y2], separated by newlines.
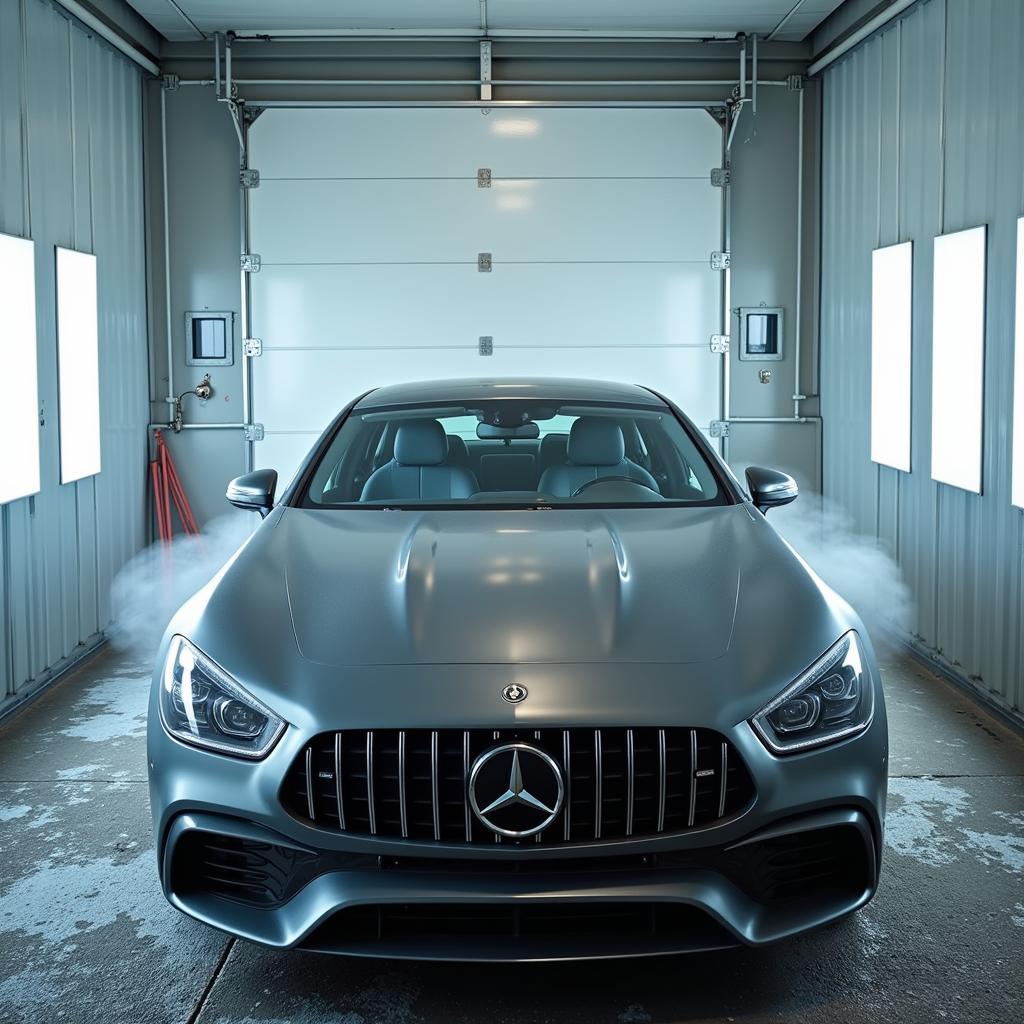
[148, 378, 888, 960]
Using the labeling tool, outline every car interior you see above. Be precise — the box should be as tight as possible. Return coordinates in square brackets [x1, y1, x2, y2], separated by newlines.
[306, 402, 723, 507]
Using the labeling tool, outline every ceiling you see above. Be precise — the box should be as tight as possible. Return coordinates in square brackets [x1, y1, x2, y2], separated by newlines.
[126, 0, 848, 43]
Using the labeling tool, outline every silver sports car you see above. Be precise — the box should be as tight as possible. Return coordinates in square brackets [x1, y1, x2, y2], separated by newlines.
[148, 378, 887, 960]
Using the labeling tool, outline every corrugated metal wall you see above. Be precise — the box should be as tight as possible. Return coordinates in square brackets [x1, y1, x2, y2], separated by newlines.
[0, 0, 150, 716]
[820, 0, 1024, 716]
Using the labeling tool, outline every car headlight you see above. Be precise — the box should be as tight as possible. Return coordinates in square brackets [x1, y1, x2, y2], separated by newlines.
[159, 635, 286, 759]
[750, 631, 873, 754]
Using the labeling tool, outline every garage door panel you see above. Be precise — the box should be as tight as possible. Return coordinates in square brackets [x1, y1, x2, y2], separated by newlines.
[253, 107, 723, 180]
[252, 263, 721, 350]
[251, 178, 720, 264]
[253, 345, 719, 438]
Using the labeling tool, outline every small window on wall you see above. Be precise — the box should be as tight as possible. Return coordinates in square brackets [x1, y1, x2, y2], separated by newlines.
[871, 242, 913, 472]
[0, 233, 41, 504]
[56, 247, 101, 483]
[1014, 217, 1024, 509]
[931, 226, 986, 494]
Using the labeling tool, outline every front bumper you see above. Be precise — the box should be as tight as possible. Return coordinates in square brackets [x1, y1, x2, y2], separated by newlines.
[162, 806, 877, 959]
[150, 687, 887, 959]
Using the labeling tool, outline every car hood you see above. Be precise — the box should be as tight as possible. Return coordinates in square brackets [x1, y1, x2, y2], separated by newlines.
[178, 501, 859, 720]
[279, 505, 752, 667]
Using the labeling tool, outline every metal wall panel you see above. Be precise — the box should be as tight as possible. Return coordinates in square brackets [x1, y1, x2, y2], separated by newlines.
[0, 0, 149, 716]
[820, 0, 1024, 717]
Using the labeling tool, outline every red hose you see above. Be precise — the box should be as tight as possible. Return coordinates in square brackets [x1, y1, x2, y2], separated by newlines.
[151, 429, 200, 538]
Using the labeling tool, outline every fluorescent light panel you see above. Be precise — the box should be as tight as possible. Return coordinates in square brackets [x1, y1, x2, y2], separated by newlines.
[870, 242, 913, 472]
[1014, 218, 1024, 509]
[56, 247, 102, 483]
[931, 226, 986, 493]
[0, 233, 41, 504]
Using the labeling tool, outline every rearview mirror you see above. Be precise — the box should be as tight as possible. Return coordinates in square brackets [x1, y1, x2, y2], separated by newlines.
[745, 466, 798, 515]
[476, 422, 540, 440]
[226, 469, 278, 517]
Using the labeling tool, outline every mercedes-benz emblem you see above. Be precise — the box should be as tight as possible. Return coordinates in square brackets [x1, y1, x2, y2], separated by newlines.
[468, 743, 564, 838]
[501, 683, 528, 704]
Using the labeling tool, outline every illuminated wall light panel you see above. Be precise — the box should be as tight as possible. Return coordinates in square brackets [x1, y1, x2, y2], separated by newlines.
[870, 242, 913, 472]
[55, 247, 102, 483]
[0, 233, 41, 504]
[1013, 217, 1024, 509]
[931, 226, 987, 493]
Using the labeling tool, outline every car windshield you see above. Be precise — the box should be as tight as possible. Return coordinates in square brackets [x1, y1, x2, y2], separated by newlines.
[301, 399, 727, 508]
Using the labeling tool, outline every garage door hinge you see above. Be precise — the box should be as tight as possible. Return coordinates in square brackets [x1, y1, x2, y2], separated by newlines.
[241, 253, 261, 273]
[239, 168, 260, 189]
[710, 334, 730, 354]
[710, 251, 731, 271]
[710, 167, 731, 187]
[709, 420, 730, 438]
[242, 337, 262, 357]
[479, 336, 494, 356]
[787, 74, 805, 91]
[161, 74, 179, 91]
[477, 168, 492, 188]
[244, 423, 265, 442]
[478, 252, 493, 272]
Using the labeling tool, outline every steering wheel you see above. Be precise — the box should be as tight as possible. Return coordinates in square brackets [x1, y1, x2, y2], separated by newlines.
[570, 476, 661, 498]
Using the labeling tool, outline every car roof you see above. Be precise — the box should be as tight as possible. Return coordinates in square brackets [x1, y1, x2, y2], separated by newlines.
[353, 377, 668, 410]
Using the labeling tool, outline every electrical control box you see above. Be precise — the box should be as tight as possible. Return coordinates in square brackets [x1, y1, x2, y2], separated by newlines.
[737, 306, 784, 362]
[185, 310, 235, 366]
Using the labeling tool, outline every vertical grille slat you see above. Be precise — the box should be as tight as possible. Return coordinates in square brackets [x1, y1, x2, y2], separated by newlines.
[688, 729, 698, 829]
[657, 728, 666, 833]
[367, 731, 377, 836]
[431, 730, 441, 842]
[463, 730, 472, 842]
[334, 732, 345, 831]
[305, 747, 315, 822]
[562, 729, 571, 841]
[285, 727, 753, 844]
[398, 730, 408, 839]
[625, 728, 635, 837]
[718, 742, 728, 818]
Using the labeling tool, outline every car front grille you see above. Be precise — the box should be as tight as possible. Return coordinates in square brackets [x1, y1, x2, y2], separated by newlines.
[281, 727, 755, 845]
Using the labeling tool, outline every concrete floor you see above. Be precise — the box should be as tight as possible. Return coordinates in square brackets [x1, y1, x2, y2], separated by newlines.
[1, 645, 1022, 1024]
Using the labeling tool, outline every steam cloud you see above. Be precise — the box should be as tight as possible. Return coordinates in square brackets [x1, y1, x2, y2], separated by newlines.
[771, 493, 913, 646]
[108, 512, 258, 657]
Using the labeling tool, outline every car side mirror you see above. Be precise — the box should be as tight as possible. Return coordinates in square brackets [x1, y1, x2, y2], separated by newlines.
[745, 466, 798, 515]
[226, 469, 278, 518]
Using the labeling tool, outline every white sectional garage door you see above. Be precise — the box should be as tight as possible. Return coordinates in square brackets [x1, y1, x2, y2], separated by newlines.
[247, 107, 724, 477]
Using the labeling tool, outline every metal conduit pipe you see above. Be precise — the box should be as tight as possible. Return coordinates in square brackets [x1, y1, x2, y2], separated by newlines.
[793, 84, 806, 417]
[174, 78, 794, 88]
[160, 86, 174, 412]
[52, 0, 158, 74]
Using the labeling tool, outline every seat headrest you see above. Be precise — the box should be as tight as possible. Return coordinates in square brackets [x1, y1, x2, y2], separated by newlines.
[567, 417, 625, 467]
[446, 434, 469, 459]
[395, 420, 448, 466]
[539, 432, 569, 456]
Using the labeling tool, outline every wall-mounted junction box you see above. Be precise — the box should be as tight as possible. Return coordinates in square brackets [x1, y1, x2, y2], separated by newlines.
[737, 306, 784, 362]
[185, 310, 235, 367]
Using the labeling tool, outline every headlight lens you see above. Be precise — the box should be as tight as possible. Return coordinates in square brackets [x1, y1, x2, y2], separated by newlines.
[750, 631, 873, 754]
[159, 635, 285, 758]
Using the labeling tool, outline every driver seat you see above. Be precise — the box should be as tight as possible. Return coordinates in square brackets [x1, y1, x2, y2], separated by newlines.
[537, 417, 658, 497]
